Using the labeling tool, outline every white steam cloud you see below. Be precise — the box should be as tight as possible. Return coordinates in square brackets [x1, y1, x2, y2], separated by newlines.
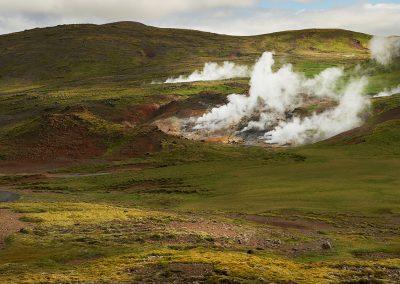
[193, 52, 370, 145]
[265, 78, 369, 145]
[369, 36, 400, 65]
[165, 61, 251, 83]
[373, 85, 400, 98]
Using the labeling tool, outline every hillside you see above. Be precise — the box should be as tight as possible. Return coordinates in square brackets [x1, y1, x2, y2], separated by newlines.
[0, 22, 370, 83]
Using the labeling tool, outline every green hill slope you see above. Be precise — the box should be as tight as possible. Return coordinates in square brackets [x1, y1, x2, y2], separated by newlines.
[0, 22, 397, 163]
[0, 22, 370, 83]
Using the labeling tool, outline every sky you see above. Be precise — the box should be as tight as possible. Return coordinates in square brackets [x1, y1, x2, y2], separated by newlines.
[0, 0, 399, 36]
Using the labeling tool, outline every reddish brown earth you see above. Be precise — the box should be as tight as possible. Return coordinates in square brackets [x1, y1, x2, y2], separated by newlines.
[237, 214, 333, 232]
[375, 106, 400, 123]
[115, 126, 167, 158]
[130, 262, 215, 283]
[0, 209, 26, 249]
[6, 113, 108, 161]
[120, 103, 160, 125]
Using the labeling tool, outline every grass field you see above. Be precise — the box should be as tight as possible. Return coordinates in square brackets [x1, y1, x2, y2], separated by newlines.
[0, 22, 399, 283]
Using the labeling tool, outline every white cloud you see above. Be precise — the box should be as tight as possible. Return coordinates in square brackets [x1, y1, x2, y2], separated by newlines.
[163, 3, 400, 36]
[0, 0, 257, 19]
[0, 1, 399, 36]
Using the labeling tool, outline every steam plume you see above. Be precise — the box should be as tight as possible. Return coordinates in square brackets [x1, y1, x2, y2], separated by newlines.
[373, 85, 400, 98]
[165, 61, 251, 83]
[193, 52, 370, 145]
[265, 78, 369, 145]
[369, 36, 400, 65]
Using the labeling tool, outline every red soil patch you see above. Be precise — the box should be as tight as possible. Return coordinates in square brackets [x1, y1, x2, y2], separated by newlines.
[131, 262, 214, 283]
[351, 39, 364, 49]
[170, 220, 240, 239]
[120, 103, 160, 125]
[325, 125, 370, 145]
[116, 126, 166, 158]
[8, 113, 109, 162]
[0, 209, 26, 249]
[0, 159, 106, 174]
[375, 106, 400, 123]
[153, 92, 227, 120]
[169, 218, 285, 250]
[236, 214, 332, 232]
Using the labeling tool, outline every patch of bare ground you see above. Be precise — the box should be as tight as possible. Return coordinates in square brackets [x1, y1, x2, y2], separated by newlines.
[331, 213, 400, 238]
[375, 106, 400, 123]
[168, 219, 283, 250]
[233, 214, 333, 232]
[334, 264, 400, 282]
[129, 262, 215, 283]
[352, 251, 400, 260]
[115, 126, 166, 158]
[152, 92, 227, 121]
[222, 213, 339, 256]
[0, 160, 89, 174]
[109, 178, 200, 194]
[170, 220, 241, 239]
[8, 113, 109, 161]
[0, 209, 27, 249]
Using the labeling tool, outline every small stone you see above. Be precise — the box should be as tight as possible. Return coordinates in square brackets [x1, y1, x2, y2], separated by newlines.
[321, 240, 332, 250]
[247, 249, 254, 254]
[273, 239, 282, 245]
[19, 228, 29, 234]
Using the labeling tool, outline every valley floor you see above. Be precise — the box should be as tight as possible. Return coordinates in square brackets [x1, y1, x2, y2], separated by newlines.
[0, 142, 399, 283]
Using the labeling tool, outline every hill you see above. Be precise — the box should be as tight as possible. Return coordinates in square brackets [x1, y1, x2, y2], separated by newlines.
[0, 22, 370, 83]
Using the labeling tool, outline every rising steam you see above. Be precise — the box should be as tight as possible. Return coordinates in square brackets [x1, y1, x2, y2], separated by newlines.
[165, 61, 251, 83]
[265, 78, 369, 145]
[373, 85, 400, 98]
[369, 36, 400, 65]
[193, 52, 370, 145]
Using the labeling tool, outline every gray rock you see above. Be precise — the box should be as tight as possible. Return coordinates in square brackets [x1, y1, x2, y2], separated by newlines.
[321, 240, 332, 250]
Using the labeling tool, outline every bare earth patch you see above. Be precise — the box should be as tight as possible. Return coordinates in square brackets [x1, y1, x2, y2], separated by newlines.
[235, 214, 333, 232]
[130, 262, 215, 283]
[0, 209, 26, 249]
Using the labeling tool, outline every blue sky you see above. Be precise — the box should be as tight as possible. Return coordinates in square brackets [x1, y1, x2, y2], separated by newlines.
[259, 0, 400, 9]
[0, 0, 399, 35]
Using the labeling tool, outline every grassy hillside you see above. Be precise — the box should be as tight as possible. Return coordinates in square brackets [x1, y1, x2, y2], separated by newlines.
[0, 22, 370, 83]
[0, 22, 399, 283]
[0, 22, 387, 163]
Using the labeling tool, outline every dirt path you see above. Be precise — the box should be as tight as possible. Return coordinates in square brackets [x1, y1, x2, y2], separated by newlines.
[44, 172, 110, 178]
[0, 209, 26, 249]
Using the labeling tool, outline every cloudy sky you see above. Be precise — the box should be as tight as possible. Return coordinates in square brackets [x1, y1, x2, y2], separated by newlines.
[0, 0, 399, 36]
